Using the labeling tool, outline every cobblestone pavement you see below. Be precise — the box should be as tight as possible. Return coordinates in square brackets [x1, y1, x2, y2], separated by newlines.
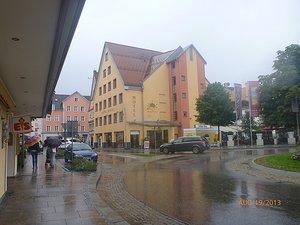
[94, 155, 188, 225]
[225, 155, 300, 185]
[1, 149, 299, 225]
[93, 149, 300, 224]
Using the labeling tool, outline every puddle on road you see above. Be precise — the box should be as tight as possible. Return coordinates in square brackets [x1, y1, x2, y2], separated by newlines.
[124, 149, 300, 225]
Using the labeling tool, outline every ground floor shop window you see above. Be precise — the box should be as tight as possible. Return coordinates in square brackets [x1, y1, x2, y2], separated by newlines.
[116, 132, 124, 148]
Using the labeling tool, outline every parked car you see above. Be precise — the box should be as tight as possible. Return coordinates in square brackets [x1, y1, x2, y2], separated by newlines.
[160, 136, 210, 154]
[64, 142, 98, 162]
[59, 138, 81, 149]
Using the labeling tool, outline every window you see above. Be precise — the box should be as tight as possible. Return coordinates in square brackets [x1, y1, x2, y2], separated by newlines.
[54, 126, 59, 132]
[113, 113, 117, 123]
[183, 111, 188, 117]
[119, 93, 123, 104]
[181, 75, 186, 81]
[54, 115, 59, 121]
[108, 66, 111, 75]
[74, 116, 78, 121]
[119, 111, 124, 122]
[95, 118, 98, 127]
[182, 92, 187, 99]
[103, 69, 106, 78]
[173, 93, 177, 102]
[99, 117, 102, 126]
[103, 84, 106, 94]
[113, 79, 117, 89]
[99, 101, 102, 110]
[46, 126, 51, 132]
[108, 82, 111, 91]
[81, 116, 85, 122]
[66, 116, 71, 121]
[46, 115, 51, 121]
[74, 106, 78, 112]
[75, 97, 79, 102]
[105, 52, 108, 61]
[66, 106, 71, 111]
[113, 95, 117, 106]
[108, 98, 111, 107]
[99, 87, 102, 95]
[108, 115, 112, 124]
[81, 126, 85, 132]
[95, 103, 98, 112]
[200, 83, 204, 89]
[104, 116, 107, 125]
[81, 106, 84, 112]
[104, 100, 107, 109]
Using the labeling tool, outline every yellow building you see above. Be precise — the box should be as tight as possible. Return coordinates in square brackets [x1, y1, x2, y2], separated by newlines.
[93, 42, 207, 148]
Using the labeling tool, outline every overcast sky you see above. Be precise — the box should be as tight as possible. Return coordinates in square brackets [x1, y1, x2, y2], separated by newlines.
[55, 0, 300, 96]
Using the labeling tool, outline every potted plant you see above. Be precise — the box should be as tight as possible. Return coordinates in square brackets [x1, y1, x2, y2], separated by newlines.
[227, 131, 234, 140]
[255, 129, 263, 139]
[287, 128, 294, 138]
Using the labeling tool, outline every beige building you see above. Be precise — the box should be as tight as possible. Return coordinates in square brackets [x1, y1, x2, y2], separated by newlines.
[92, 42, 207, 149]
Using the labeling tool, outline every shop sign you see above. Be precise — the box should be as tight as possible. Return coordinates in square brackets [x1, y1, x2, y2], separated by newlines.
[12, 116, 32, 133]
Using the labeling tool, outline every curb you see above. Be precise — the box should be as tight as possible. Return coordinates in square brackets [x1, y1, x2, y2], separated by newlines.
[250, 157, 300, 177]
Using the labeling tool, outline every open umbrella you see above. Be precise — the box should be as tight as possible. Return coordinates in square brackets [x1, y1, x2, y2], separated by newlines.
[25, 135, 41, 147]
[44, 136, 62, 148]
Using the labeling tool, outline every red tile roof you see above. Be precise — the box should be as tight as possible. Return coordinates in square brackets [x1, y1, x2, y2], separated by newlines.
[106, 42, 167, 87]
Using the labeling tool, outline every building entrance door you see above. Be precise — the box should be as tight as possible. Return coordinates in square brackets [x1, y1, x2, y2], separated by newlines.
[130, 131, 139, 148]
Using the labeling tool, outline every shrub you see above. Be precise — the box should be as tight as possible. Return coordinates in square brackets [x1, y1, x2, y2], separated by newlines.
[70, 158, 97, 171]
[56, 148, 65, 158]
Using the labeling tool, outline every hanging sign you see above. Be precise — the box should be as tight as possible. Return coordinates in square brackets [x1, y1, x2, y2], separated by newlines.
[12, 116, 32, 133]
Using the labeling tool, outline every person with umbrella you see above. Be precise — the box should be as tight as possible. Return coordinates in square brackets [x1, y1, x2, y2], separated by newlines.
[25, 135, 41, 169]
[44, 136, 61, 168]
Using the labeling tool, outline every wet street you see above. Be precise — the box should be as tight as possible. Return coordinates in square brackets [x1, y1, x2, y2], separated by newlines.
[102, 148, 300, 225]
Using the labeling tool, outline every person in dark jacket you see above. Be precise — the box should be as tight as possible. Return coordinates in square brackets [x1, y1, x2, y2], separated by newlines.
[28, 142, 40, 169]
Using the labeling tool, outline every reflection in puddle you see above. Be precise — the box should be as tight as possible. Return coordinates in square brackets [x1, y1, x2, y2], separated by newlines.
[124, 149, 300, 225]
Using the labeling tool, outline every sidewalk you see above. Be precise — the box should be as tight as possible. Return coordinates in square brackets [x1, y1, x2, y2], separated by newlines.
[0, 153, 107, 225]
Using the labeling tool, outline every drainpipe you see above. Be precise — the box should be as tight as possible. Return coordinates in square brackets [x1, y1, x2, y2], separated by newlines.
[141, 84, 145, 145]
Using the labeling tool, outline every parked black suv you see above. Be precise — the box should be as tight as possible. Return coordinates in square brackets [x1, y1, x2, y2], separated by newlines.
[160, 136, 210, 154]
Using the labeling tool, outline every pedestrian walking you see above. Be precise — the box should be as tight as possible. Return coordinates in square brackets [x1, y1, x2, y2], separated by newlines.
[45, 147, 51, 166]
[50, 147, 57, 168]
[28, 142, 40, 169]
[43, 136, 61, 168]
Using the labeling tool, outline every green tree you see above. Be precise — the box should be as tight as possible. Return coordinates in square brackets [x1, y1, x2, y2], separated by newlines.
[258, 44, 300, 129]
[196, 82, 235, 142]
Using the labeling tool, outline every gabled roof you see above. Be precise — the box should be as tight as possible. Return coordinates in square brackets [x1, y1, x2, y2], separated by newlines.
[104, 42, 206, 87]
[52, 92, 90, 110]
[52, 94, 68, 110]
[106, 42, 163, 87]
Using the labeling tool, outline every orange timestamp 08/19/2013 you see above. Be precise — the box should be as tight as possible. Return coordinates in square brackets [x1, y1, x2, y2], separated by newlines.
[239, 199, 282, 206]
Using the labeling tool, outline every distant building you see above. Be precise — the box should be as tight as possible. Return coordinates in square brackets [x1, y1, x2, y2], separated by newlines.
[224, 81, 260, 118]
[92, 42, 207, 148]
[40, 92, 90, 141]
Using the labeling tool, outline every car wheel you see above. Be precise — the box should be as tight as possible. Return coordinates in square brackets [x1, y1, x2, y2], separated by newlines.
[163, 147, 169, 154]
[192, 146, 200, 154]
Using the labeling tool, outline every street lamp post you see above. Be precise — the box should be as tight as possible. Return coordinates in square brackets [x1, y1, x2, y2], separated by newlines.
[292, 98, 300, 143]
